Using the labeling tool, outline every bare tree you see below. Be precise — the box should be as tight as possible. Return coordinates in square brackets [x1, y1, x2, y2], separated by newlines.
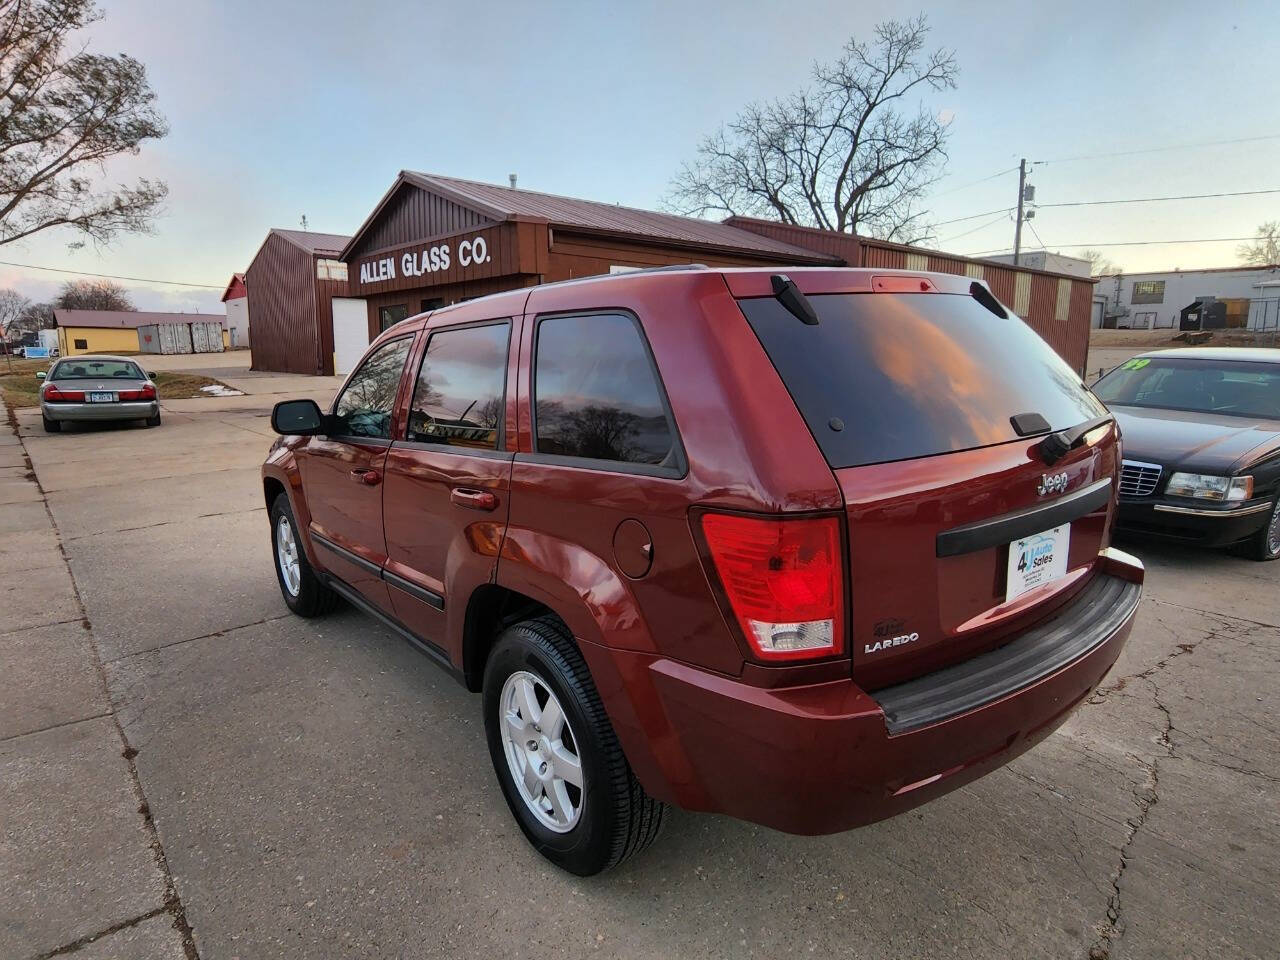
[1237, 222, 1280, 266]
[0, 287, 29, 370]
[1079, 248, 1122, 276]
[54, 277, 133, 310]
[0, 0, 169, 250]
[665, 16, 957, 242]
[21, 299, 54, 329]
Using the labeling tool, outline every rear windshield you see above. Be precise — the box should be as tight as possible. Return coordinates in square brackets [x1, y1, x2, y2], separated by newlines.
[1093, 356, 1280, 419]
[739, 292, 1104, 468]
[52, 359, 143, 380]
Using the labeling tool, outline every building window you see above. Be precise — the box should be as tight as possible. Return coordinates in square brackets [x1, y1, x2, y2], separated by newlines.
[420, 298, 444, 312]
[317, 259, 348, 281]
[379, 304, 409, 332]
[1131, 281, 1165, 304]
[408, 322, 510, 448]
[73, 338, 87, 350]
[533, 313, 675, 468]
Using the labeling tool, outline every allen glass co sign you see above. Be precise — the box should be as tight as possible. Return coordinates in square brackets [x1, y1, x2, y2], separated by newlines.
[358, 234, 493, 286]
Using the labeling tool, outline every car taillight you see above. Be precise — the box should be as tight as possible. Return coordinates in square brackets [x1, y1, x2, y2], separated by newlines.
[119, 384, 157, 400]
[700, 513, 844, 661]
[42, 385, 85, 402]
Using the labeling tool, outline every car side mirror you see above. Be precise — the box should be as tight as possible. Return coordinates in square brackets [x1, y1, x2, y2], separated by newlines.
[35, 371, 45, 380]
[271, 398, 325, 435]
[147, 371, 158, 379]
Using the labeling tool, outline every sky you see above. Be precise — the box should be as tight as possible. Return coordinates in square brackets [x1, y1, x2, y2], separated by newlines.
[2, 0, 1278, 312]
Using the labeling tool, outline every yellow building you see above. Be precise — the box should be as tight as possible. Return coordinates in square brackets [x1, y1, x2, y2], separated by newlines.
[54, 310, 229, 357]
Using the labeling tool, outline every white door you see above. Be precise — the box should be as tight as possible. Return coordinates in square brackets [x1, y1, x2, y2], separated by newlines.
[332, 297, 370, 376]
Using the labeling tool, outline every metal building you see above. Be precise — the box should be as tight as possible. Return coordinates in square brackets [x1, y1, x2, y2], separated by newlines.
[243, 173, 1098, 377]
[243, 229, 351, 375]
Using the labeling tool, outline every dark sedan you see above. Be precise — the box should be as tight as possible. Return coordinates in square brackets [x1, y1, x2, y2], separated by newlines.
[1092, 347, 1280, 560]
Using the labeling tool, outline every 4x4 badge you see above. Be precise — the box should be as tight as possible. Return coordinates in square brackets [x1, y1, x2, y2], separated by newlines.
[1037, 472, 1069, 496]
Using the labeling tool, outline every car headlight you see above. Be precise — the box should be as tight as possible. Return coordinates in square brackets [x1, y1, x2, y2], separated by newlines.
[1165, 472, 1253, 502]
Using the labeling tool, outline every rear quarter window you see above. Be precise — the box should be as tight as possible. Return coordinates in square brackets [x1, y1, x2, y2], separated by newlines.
[533, 312, 679, 471]
[738, 292, 1104, 468]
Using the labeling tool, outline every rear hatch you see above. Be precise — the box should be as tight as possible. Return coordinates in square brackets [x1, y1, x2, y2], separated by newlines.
[735, 275, 1119, 689]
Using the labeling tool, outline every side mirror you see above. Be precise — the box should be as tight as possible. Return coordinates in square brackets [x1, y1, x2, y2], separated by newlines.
[271, 398, 325, 435]
[147, 371, 158, 379]
[35, 371, 45, 380]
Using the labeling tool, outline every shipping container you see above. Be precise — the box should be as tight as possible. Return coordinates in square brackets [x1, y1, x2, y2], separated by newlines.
[137, 323, 193, 354]
[190, 320, 225, 353]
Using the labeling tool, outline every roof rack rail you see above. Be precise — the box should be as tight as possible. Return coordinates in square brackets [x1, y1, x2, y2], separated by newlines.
[622, 263, 710, 274]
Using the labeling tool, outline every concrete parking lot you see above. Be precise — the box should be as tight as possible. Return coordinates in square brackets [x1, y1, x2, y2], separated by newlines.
[1, 353, 1277, 959]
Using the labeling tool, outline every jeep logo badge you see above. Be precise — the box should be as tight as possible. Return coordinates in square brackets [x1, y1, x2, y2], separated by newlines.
[1037, 472, 1069, 496]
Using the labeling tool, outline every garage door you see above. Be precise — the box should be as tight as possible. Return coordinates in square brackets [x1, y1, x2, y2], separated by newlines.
[332, 297, 370, 376]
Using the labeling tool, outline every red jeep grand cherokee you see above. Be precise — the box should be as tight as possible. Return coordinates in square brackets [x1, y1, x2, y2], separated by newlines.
[263, 267, 1142, 875]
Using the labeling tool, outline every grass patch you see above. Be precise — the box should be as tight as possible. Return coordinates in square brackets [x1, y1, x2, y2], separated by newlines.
[0, 356, 235, 409]
[0, 357, 48, 408]
[154, 372, 227, 399]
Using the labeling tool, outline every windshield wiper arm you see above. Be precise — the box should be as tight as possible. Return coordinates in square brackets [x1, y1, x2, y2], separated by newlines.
[1038, 415, 1114, 465]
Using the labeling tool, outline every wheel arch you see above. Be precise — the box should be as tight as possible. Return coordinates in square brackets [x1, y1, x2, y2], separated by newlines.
[462, 584, 558, 692]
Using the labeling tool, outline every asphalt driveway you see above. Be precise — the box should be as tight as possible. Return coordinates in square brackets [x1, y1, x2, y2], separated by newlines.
[1, 383, 1276, 959]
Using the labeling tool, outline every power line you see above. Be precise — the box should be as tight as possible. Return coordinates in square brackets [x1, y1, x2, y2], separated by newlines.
[937, 212, 1012, 245]
[936, 187, 1280, 228]
[0, 259, 223, 289]
[1039, 187, 1280, 209]
[931, 206, 1014, 228]
[1026, 220, 1049, 252]
[930, 166, 1019, 198]
[961, 236, 1260, 256]
[1035, 133, 1280, 165]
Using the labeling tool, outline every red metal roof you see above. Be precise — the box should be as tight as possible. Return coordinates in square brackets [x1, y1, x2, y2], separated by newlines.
[340, 172, 840, 263]
[271, 228, 350, 256]
[221, 273, 247, 302]
[55, 310, 228, 329]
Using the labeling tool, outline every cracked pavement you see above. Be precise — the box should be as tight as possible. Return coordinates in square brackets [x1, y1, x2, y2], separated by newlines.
[2, 361, 1277, 958]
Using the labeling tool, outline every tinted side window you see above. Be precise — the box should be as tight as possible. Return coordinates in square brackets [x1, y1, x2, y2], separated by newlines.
[332, 337, 412, 439]
[408, 322, 509, 449]
[534, 313, 675, 467]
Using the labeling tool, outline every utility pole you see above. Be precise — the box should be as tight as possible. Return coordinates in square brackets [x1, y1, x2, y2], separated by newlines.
[1013, 158, 1027, 267]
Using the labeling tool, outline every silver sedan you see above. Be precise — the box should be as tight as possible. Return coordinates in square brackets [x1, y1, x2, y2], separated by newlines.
[38, 355, 161, 432]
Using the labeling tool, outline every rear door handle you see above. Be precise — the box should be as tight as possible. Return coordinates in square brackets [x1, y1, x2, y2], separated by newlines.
[350, 468, 381, 486]
[451, 487, 497, 511]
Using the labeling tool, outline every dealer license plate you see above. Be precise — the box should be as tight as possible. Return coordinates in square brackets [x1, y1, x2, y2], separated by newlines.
[87, 392, 115, 403]
[1006, 525, 1069, 601]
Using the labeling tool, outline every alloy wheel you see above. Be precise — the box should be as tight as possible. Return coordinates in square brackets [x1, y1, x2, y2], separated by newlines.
[499, 670, 584, 832]
[276, 515, 301, 597]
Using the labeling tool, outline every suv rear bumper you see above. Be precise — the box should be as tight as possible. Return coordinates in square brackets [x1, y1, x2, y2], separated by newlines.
[580, 550, 1142, 835]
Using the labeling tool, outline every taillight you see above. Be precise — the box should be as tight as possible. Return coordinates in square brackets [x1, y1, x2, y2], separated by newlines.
[119, 384, 157, 401]
[700, 513, 844, 661]
[42, 385, 85, 402]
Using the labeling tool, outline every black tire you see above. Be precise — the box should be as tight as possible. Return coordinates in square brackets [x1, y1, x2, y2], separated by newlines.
[146, 412, 161, 427]
[269, 493, 338, 616]
[1245, 498, 1280, 561]
[42, 416, 61, 433]
[482, 615, 665, 875]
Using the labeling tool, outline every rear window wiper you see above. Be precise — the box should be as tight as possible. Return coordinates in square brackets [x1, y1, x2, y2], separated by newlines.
[1037, 415, 1114, 465]
[770, 274, 820, 326]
